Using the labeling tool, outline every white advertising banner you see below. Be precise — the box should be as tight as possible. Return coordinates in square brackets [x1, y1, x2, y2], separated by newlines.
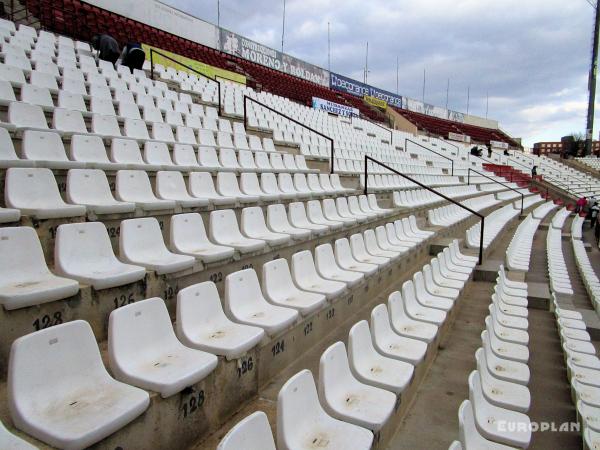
[312, 97, 359, 117]
[81, 0, 218, 47]
[490, 140, 509, 149]
[448, 132, 471, 144]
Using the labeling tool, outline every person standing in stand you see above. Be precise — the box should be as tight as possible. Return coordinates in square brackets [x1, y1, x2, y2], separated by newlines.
[91, 34, 120, 65]
[575, 196, 587, 214]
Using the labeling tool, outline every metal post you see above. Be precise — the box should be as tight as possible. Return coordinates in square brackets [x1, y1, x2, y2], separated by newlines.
[328, 22, 331, 72]
[445, 78, 449, 109]
[364, 159, 368, 194]
[396, 56, 399, 95]
[150, 49, 154, 80]
[281, 0, 286, 53]
[422, 68, 426, 103]
[364, 42, 369, 84]
[586, 0, 600, 156]
[466, 86, 470, 115]
[478, 218, 485, 265]
[467, 168, 471, 185]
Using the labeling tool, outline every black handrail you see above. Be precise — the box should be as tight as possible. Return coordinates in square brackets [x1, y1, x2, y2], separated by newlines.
[351, 113, 393, 145]
[405, 138, 454, 176]
[148, 48, 222, 114]
[467, 168, 524, 214]
[243, 95, 335, 173]
[507, 157, 532, 172]
[542, 176, 578, 197]
[364, 155, 484, 264]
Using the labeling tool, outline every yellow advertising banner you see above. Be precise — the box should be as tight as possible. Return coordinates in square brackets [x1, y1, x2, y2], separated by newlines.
[364, 95, 387, 110]
[142, 44, 246, 85]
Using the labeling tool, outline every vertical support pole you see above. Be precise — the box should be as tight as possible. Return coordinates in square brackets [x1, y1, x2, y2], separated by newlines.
[330, 140, 335, 174]
[478, 217, 485, 266]
[586, 0, 600, 156]
[150, 49, 154, 80]
[243, 95, 247, 129]
[364, 156, 368, 194]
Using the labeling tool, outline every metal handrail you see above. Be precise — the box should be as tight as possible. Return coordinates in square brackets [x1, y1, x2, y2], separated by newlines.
[243, 95, 335, 173]
[467, 168, 524, 214]
[405, 138, 454, 176]
[351, 113, 393, 145]
[364, 155, 484, 264]
[433, 136, 459, 152]
[148, 48, 222, 114]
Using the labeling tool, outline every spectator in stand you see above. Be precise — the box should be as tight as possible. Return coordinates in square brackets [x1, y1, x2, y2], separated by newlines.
[117, 42, 146, 73]
[575, 196, 587, 214]
[487, 144, 493, 158]
[91, 34, 120, 65]
[531, 165, 538, 177]
[588, 201, 599, 228]
[504, 149, 510, 156]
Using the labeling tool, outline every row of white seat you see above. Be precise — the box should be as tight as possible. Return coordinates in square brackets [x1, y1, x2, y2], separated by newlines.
[571, 214, 585, 239]
[552, 294, 600, 449]
[393, 185, 480, 208]
[572, 239, 600, 314]
[3, 167, 354, 220]
[466, 204, 520, 250]
[551, 206, 571, 229]
[547, 226, 573, 295]
[219, 240, 478, 449]
[450, 266, 532, 450]
[428, 194, 500, 227]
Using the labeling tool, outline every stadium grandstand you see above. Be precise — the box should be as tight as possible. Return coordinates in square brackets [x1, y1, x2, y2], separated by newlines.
[0, 1, 599, 450]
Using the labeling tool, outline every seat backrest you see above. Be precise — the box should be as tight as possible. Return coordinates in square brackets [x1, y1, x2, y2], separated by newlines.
[225, 268, 265, 314]
[156, 171, 188, 197]
[8, 101, 48, 128]
[62, 76, 87, 95]
[0, 226, 52, 282]
[70, 134, 110, 163]
[120, 217, 169, 258]
[262, 258, 296, 297]
[21, 130, 68, 162]
[144, 141, 173, 165]
[152, 122, 175, 141]
[0, 126, 18, 160]
[177, 281, 234, 337]
[124, 118, 150, 140]
[53, 108, 87, 133]
[55, 221, 121, 269]
[66, 168, 115, 204]
[217, 172, 242, 196]
[189, 171, 218, 197]
[111, 139, 144, 164]
[219, 148, 240, 168]
[170, 213, 210, 249]
[291, 250, 319, 282]
[118, 102, 141, 120]
[116, 170, 156, 199]
[173, 144, 197, 166]
[57, 91, 86, 112]
[217, 411, 276, 450]
[92, 113, 122, 136]
[90, 96, 115, 116]
[210, 209, 243, 240]
[319, 341, 355, 399]
[198, 129, 217, 146]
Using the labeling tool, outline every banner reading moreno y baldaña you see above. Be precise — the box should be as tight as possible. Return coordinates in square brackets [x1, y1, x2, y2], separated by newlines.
[329, 73, 403, 109]
[312, 97, 359, 117]
[448, 132, 471, 143]
[490, 140, 509, 149]
[219, 29, 329, 87]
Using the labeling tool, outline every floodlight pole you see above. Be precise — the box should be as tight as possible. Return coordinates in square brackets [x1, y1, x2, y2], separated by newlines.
[585, 0, 600, 156]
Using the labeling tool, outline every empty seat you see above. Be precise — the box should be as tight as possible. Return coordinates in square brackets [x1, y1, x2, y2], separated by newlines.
[8, 320, 150, 449]
[189, 172, 236, 206]
[0, 417, 37, 449]
[108, 297, 218, 397]
[53, 108, 87, 133]
[240, 172, 279, 201]
[458, 400, 515, 450]
[155, 171, 209, 208]
[0, 226, 79, 310]
[21, 130, 84, 169]
[263, 258, 326, 315]
[288, 202, 329, 235]
[388, 291, 438, 343]
[92, 113, 122, 137]
[266, 203, 311, 240]
[54, 222, 146, 290]
[315, 243, 364, 286]
[170, 213, 235, 263]
[319, 341, 396, 431]
[217, 172, 259, 204]
[5, 167, 86, 219]
[66, 169, 135, 214]
[225, 269, 298, 336]
[217, 411, 276, 450]
[334, 237, 378, 275]
[70, 134, 124, 170]
[115, 170, 176, 211]
[209, 209, 266, 253]
[277, 369, 373, 450]
[241, 206, 290, 246]
[291, 250, 346, 299]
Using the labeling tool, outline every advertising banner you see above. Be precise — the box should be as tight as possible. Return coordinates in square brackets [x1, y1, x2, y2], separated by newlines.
[143, 44, 246, 84]
[329, 73, 403, 109]
[364, 95, 387, 110]
[219, 29, 329, 87]
[447, 110, 465, 123]
[448, 132, 471, 144]
[406, 98, 425, 114]
[490, 140, 509, 149]
[312, 97, 359, 117]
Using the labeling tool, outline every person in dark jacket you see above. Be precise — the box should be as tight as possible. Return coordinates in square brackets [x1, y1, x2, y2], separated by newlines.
[531, 165, 537, 177]
[487, 144, 492, 158]
[91, 34, 120, 64]
[117, 42, 146, 73]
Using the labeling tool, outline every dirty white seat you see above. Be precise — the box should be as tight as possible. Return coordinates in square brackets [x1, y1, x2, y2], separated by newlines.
[5, 167, 86, 219]
[388, 291, 438, 343]
[483, 325, 529, 364]
[170, 213, 235, 263]
[371, 303, 428, 365]
[307, 200, 344, 230]
[288, 201, 329, 235]
[430, 258, 465, 290]
[109, 297, 218, 397]
[422, 264, 460, 299]
[349, 233, 391, 267]
[176, 281, 264, 360]
[468, 371, 531, 448]
[115, 170, 176, 211]
[261, 173, 295, 199]
[210, 209, 267, 253]
[486, 315, 529, 346]
[8, 101, 49, 130]
[217, 411, 276, 450]
[363, 229, 400, 260]
[66, 169, 136, 214]
[189, 172, 236, 206]
[491, 293, 528, 319]
[266, 203, 311, 240]
[413, 272, 454, 311]
[225, 269, 298, 336]
[241, 207, 290, 246]
[291, 250, 347, 300]
[319, 342, 396, 431]
[315, 243, 364, 286]
[277, 369, 373, 450]
[458, 400, 516, 450]
[578, 400, 600, 433]
[481, 330, 530, 386]
[0, 418, 38, 449]
[336, 196, 368, 223]
[489, 303, 528, 331]
[334, 238, 378, 275]
[155, 171, 209, 208]
[401, 280, 447, 326]
[475, 348, 531, 413]
[262, 258, 326, 315]
[217, 172, 259, 204]
[0, 207, 20, 223]
[8, 320, 150, 450]
[0, 226, 79, 310]
[120, 217, 195, 274]
[323, 198, 357, 226]
[55, 222, 146, 290]
[348, 320, 414, 394]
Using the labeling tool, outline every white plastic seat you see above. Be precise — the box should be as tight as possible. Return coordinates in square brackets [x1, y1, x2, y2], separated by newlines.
[21, 130, 84, 169]
[0, 206, 20, 223]
[279, 172, 310, 199]
[315, 243, 364, 286]
[66, 169, 135, 214]
[363, 229, 400, 260]
[288, 201, 329, 235]
[349, 232, 391, 267]
[109, 297, 218, 397]
[388, 291, 438, 343]
[277, 369, 373, 450]
[176, 281, 264, 360]
[323, 198, 357, 226]
[198, 146, 223, 170]
[348, 320, 414, 394]
[225, 269, 298, 336]
[173, 144, 201, 169]
[0, 418, 37, 449]
[307, 200, 344, 231]
[319, 342, 396, 431]
[155, 171, 209, 208]
[143, 141, 177, 169]
[370, 303, 428, 365]
[486, 314, 529, 346]
[21, 84, 54, 108]
[291, 250, 347, 299]
[115, 170, 175, 211]
[401, 280, 447, 326]
[266, 203, 311, 240]
[8, 320, 150, 449]
[151, 122, 176, 143]
[334, 237, 378, 275]
[120, 217, 195, 274]
[124, 118, 151, 141]
[217, 172, 259, 203]
[468, 371, 531, 448]
[261, 173, 295, 199]
[5, 167, 86, 219]
[241, 206, 290, 246]
[189, 172, 236, 205]
[413, 272, 454, 311]
[0, 226, 79, 310]
[481, 330, 530, 386]
[53, 108, 87, 133]
[209, 209, 267, 253]
[458, 400, 516, 450]
[240, 172, 279, 201]
[484, 324, 529, 364]
[69, 134, 124, 169]
[91, 113, 122, 137]
[170, 213, 235, 263]
[217, 411, 275, 450]
[54, 221, 146, 290]
[262, 258, 326, 315]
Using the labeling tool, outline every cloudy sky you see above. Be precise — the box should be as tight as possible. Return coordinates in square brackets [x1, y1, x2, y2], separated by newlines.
[164, 0, 598, 147]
